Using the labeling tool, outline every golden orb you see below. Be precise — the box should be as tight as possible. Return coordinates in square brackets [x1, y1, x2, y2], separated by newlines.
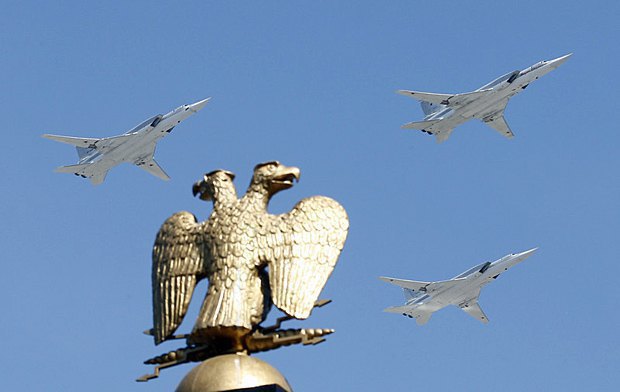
[176, 353, 292, 392]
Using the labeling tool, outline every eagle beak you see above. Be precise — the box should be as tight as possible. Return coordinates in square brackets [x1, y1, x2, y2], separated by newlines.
[269, 165, 301, 194]
[193, 176, 212, 201]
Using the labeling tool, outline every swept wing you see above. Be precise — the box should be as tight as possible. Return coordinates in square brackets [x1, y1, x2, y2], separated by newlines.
[379, 277, 430, 292]
[380, 276, 466, 293]
[138, 159, 170, 181]
[477, 98, 514, 138]
[460, 302, 489, 324]
[43, 133, 135, 151]
[397, 89, 492, 107]
[134, 143, 170, 181]
[484, 115, 514, 139]
[458, 288, 489, 323]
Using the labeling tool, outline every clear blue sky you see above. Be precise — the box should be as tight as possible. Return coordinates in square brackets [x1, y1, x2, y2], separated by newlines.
[2, 1, 618, 390]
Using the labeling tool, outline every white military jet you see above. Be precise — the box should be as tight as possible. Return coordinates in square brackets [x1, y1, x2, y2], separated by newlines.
[398, 54, 571, 142]
[43, 98, 210, 185]
[380, 248, 537, 325]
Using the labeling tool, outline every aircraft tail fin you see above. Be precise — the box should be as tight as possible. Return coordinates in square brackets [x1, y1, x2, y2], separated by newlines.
[420, 101, 446, 116]
[76, 146, 95, 160]
[403, 288, 417, 301]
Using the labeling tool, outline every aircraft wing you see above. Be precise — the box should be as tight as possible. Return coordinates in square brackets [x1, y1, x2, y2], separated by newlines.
[458, 288, 489, 323]
[380, 276, 466, 293]
[484, 115, 514, 139]
[460, 302, 489, 324]
[134, 143, 170, 181]
[43, 134, 100, 147]
[479, 98, 514, 138]
[43, 133, 135, 151]
[397, 89, 492, 107]
[379, 277, 430, 292]
[137, 159, 170, 181]
[397, 90, 453, 105]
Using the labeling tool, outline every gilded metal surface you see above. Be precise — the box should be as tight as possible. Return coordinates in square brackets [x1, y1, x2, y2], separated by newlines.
[176, 353, 292, 392]
[140, 161, 349, 381]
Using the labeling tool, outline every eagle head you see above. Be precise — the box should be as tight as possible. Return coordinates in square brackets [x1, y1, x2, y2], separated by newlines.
[193, 170, 236, 201]
[251, 161, 301, 197]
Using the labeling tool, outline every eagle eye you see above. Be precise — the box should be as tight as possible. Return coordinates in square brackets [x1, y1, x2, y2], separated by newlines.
[254, 161, 279, 172]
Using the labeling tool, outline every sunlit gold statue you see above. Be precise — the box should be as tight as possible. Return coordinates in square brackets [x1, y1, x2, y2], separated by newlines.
[139, 161, 349, 382]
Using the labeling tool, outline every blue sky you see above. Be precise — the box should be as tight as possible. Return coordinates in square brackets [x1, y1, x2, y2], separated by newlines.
[2, 1, 619, 390]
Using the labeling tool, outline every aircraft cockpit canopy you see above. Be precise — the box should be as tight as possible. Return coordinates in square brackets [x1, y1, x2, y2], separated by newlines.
[124, 115, 162, 134]
[520, 61, 545, 75]
[478, 70, 521, 90]
[454, 262, 489, 279]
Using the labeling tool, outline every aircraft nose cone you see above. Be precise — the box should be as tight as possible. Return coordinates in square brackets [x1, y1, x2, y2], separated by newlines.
[514, 247, 538, 261]
[189, 97, 211, 112]
[549, 53, 572, 68]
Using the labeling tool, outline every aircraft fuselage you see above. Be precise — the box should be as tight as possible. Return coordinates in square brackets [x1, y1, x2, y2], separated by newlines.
[423, 56, 569, 131]
[44, 98, 210, 184]
[381, 248, 537, 324]
[77, 105, 196, 174]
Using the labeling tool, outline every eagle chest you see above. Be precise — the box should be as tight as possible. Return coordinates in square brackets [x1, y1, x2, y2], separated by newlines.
[206, 210, 266, 288]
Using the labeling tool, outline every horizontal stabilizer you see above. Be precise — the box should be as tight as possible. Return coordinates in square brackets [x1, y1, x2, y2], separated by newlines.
[54, 163, 91, 173]
[137, 159, 170, 181]
[434, 129, 453, 143]
[383, 305, 410, 314]
[90, 171, 108, 185]
[401, 119, 441, 130]
[43, 134, 99, 147]
[383, 306, 432, 325]
[460, 302, 489, 324]
[379, 276, 430, 292]
[415, 312, 432, 325]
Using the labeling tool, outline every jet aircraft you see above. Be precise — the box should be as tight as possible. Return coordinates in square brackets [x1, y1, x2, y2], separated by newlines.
[380, 248, 537, 325]
[398, 54, 571, 142]
[43, 98, 210, 185]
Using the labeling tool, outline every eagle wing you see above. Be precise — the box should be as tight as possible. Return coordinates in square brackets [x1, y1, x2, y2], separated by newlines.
[152, 211, 209, 344]
[265, 196, 349, 319]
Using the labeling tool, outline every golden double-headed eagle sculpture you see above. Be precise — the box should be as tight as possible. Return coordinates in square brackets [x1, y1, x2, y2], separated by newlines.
[139, 161, 349, 381]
